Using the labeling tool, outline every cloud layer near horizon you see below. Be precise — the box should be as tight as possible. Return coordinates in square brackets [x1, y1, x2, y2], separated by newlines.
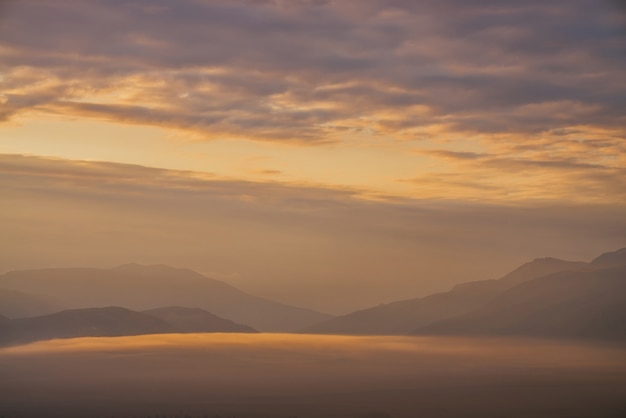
[2, 154, 625, 313]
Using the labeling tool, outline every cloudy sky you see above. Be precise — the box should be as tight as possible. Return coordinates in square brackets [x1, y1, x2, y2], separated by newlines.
[1, 0, 625, 313]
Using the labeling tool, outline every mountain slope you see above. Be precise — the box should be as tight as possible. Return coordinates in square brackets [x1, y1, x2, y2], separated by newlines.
[1, 306, 261, 346]
[591, 247, 626, 268]
[415, 266, 626, 342]
[303, 257, 588, 335]
[143, 307, 257, 333]
[4, 306, 176, 345]
[0, 288, 63, 319]
[0, 264, 331, 331]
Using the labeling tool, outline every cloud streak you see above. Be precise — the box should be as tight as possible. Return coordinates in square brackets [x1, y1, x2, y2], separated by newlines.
[2, 154, 625, 313]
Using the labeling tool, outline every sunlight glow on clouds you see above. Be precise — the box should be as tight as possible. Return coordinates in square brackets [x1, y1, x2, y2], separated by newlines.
[0, 0, 624, 203]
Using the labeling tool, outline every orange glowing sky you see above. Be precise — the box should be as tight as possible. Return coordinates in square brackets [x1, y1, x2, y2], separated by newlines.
[1, 0, 625, 312]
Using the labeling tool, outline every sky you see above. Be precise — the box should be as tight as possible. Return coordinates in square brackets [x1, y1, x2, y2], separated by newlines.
[1, 0, 625, 314]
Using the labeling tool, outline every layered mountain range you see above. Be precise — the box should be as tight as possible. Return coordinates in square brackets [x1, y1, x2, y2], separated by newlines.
[304, 248, 626, 342]
[0, 306, 256, 346]
[1, 248, 624, 345]
[0, 264, 330, 332]
[415, 266, 625, 341]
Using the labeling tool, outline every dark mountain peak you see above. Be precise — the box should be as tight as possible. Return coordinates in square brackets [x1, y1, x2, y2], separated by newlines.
[1, 305, 261, 346]
[4, 306, 178, 346]
[591, 248, 626, 268]
[142, 306, 258, 333]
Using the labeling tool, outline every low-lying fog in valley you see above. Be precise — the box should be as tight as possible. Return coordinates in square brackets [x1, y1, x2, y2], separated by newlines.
[1, 333, 625, 418]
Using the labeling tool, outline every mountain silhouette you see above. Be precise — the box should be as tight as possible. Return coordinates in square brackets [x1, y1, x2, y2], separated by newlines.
[143, 306, 257, 333]
[415, 265, 626, 341]
[1, 306, 176, 345]
[0, 264, 331, 331]
[0, 306, 259, 346]
[591, 247, 626, 268]
[303, 257, 588, 335]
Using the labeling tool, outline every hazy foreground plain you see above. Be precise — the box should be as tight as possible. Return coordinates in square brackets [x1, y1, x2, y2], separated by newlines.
[1, 333, 625, 418]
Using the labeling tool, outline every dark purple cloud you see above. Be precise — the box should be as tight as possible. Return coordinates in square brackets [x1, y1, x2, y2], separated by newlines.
[0, 0, 624, 143]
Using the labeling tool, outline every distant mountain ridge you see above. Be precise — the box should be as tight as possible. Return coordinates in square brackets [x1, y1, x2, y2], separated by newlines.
[0, 306, 258, 346]
[591, 247, 626, 268]
[2, 248, 623, 342]
[304, 257, 588, 335]
[0, 264, 331, 331]
[143, 306, 257, 333]
[416, 266, 626, 341]
[0, 307, 174, 346]
[304, 248, 626, 340]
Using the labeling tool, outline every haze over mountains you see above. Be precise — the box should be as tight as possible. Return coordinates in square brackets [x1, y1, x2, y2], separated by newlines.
[304, 257, 590, 335]
[0, 288, 62, 319]
[416, 266, 626, 341]
[0, 264, 330, 332]
[305, 248, 626, 342]
[1, 248, 624, 344]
